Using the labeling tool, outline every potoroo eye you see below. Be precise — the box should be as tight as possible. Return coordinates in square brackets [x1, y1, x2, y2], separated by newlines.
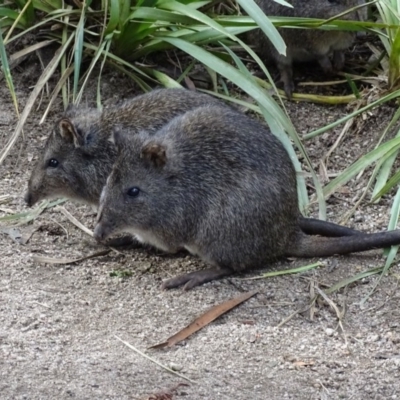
[127, 187, 140, 197]
[47, 158, 59, 168]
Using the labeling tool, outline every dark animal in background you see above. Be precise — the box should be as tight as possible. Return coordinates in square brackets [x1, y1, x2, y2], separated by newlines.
[249, 0, 367, 97]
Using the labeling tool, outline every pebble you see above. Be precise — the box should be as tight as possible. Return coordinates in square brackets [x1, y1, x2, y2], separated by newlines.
[169, 362, 183, 371]
[326, 328, 334, 337]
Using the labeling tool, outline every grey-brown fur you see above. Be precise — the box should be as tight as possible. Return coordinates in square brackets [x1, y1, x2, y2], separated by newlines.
[249, 0, 367, 97]
[25, 88, 229, 208]
[25, 88, 360, 239]
[94, 105, 400, 290]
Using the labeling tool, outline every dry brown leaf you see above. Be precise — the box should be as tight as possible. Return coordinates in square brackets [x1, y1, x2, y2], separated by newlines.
[32, 249, 111, 265]
[150, 289, 258, 349]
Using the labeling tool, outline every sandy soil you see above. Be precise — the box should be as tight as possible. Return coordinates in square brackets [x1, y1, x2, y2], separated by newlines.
[1, 48, 400, 400]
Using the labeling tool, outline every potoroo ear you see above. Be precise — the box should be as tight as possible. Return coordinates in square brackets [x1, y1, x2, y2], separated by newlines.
[141, 142, 167, 168]
[109, 127, 128, 154]
[57, 118, 85, 148]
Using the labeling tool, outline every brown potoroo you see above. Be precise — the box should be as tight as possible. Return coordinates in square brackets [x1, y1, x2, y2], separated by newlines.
[94, 105, 399, 290]
[25, 88, 360, 238]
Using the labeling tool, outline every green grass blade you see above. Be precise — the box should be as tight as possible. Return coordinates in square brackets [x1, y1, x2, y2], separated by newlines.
[236, 0, 286, 55]
[127, 7, 200, 24]
[0, 28, 19, 115]
[0, 8, 20, 19]
[245, 262, 323, 280]
[139, 66, 183, 88]
[159, 37, 319, 214]
[371, 106, 400, 201]
[32, 0, 62, 13]
[118, 0, 132, 25]
[3, 0, 31, 35]
[157, 38, 289, 127]
[304, 89, 400, 140]
[15, 0, 35, 27]
[158, 0, 259, 46]
[104, 0, 120, 36]
[371, 168, 400, 202]
[0, 198, 66, 227]
[221, 39, 324, 215]
[60, 6, 72, 109]
[82, 41, 157, 84]
[322, 137, 400, 199]
[96, 35, 113, 108]
[387, 21, 400, 88]
[73, 2, 86, 102]
[360, 184, 400, 304]
[40, 65, 75, 124]
[76, 38, 108, 104]
[325, 266, 384, 294]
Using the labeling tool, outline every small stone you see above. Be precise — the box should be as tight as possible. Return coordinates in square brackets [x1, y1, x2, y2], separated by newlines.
[169, 363, 183, 372]
[326, 328, 334, 337]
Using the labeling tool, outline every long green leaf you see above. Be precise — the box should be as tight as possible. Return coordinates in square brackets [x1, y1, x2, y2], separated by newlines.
[323, 136, 400, 198]
[326, 267, 384, 294]
[226, 42, 309, 210]
[0, 28, 18, 115]
[73, 3, 86, 102]
[389, 26, 400, 87]
[127, 7, 199, 24]
[104, 0, 120, 36]
[305, 89, 400, 140]
[371, 106, 400, 201]
[160, 37, 316, 213]
[360, 184, 400, 304]
[119, 0, 133, 24]
[76, 38, 109, 104]
[245, 262, 323, 280]
[372, 168, 400, 202]
[236, 0, 286, 55]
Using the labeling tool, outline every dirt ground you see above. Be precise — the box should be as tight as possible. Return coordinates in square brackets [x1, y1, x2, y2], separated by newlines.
[2, 51, 400, 400]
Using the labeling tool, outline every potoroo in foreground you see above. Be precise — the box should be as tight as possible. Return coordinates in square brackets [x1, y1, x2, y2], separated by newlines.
[94, 105, 399, 290]
[25, 88, 359, 238]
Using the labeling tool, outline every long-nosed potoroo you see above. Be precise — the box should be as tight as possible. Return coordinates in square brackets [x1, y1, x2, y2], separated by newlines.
[248, 0, 367, 97]
[25, 87, 361, 239]
[93, 105, 399, 290]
